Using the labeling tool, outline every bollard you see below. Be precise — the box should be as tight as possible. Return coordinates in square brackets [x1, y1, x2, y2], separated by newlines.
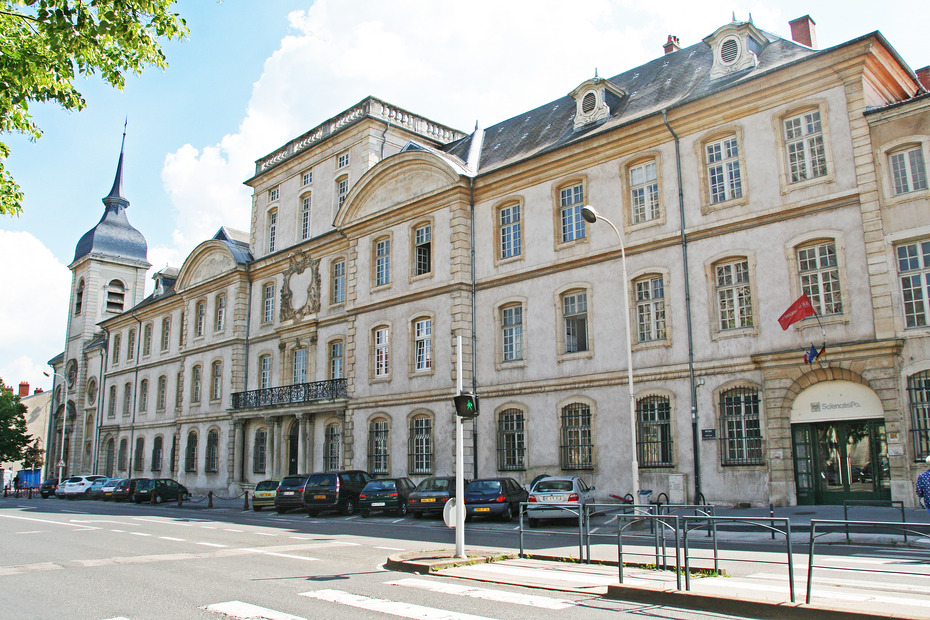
[243, 492, 249, 511]
[151, 490, 157, 505]
[208, 491, 213, 508]
[177, 491, 183, 507]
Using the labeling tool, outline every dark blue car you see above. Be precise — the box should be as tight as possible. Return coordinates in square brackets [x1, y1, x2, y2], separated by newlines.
[463, 477, 528, 522]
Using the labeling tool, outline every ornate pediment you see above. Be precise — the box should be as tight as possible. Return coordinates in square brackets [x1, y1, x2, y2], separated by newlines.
[280, 250, 321, 322]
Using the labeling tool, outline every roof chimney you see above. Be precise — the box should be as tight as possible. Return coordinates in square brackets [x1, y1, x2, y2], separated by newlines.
[34, 388, 44, 395]
[18, 382, 29, 398]
[789, 15, 817, 49]
[916, 66, 930, 91]
[663, 35, 680, 55]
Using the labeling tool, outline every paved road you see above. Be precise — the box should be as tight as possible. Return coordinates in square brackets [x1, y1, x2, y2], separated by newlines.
[1, 498, 751, 620]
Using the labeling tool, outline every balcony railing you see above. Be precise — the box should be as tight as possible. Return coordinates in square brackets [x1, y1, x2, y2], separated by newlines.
[231, 379, 347, 411]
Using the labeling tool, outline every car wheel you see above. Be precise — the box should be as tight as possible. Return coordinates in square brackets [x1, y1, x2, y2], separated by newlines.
[134, 497, 142, 504]
[154, 493, 163, 504]
[307, 509, 319, 518]
[464, 514, 473, 523]
[253, 505, 262, 512]
[341, 500, 355, 516]
[528, 517, 539, 528]
[276, 507, 285, 514]
[397, 502, 408, 517]
[360, 509, 370, 518]
[84, 489, 92, 498]
[500, 503, 513, 522]
[41, 493, 49, 499]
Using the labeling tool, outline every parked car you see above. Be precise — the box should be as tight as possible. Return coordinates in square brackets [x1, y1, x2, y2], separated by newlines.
[274, 474, 312, 514]
[55, 481, 68, 499]
[39, 478, 58, 499]
[407, 476, 469, 519]
[60, 475, 107, 499]
[100, 478, 126, 500]
[359, 477, 416, 517]
[463, 477, 528, 522]
[111, 478, 148, 502]
[87, 478, 110, 500]
[526, 476, 595, 527]
[133, 478, 189, 504]
[303, 470, 373, 517]
[252, 479, 280, 511]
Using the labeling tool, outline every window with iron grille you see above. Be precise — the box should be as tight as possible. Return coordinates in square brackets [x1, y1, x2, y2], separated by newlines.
[562, 291, 588, 353]
[368, 419, 389, 475]
[414, 318, 432, 372]
[719, 387, 763, 465]
[636, 276, 666, 342]
[501, 304, 523, 362]
[499, 203, 521, 259]
[414, 224, 431, 276]
[497, 409, 526, 471]
[798, 241, 842, 316]
[559, 183, 585, 243]
[301, 194, 312, 240]
[215, 294, 226, 331]
[897, 240, 930, 328]
[185, 432, 198, 473]
[374, 327, 390, 378]
[705, 136, 742, 203]
[332, 259, 346, 304]
[784, 111, 827, 183]
[560, 402, 593, 470]
[324, 423, 340, 470]
[408, 416, 433, 475]
[630, 160, 660, 224]
[151, 436, 163, 472]
[908, 371, 930, 461]
[329, 340, 344, 380]
[637, 396, 673, 467]
[716, 259, 753, 330]
[205, 430, 219, 473]
[253, 429, 267, 474]
[890, 147, 928, 195]
[134, 437, 145, 471]
[375, 237, 391, 287]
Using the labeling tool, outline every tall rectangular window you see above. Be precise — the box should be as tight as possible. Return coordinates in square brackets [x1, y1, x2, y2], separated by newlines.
[368, 419, 389, 475]
[134, 437, 145, 472]
[301, 194, 312, 240]
[720, 387, 763, 465]
[337, 176, 349, 209]
[891, 147, 928, 195]
[562, 291, 588, 353]
[497, 409, 525, 471]
[329, 340, 344, 380]
[259, 356, 272, 389]
[253, 429, 267, 474]
[499, 203, 521, 259]
[161, 317, 171, 351]
[559, 183, 585, 242]
[211, 361, 222, 401]
[636, 276, 666, 342]
[139, 380, 149, 412]
[112, 334, 121, 365]
[127, 329, 136, 360]
[375, 238, 391, 287]
[196, 300, 206, 337]
[324, 424, 340, 470]
[157, 376, 167, 411]
[409, 416, 433, 475]
[332, 259, 346, 304]
[784, 111, 827, 183]
[502, 305, 523, 361]
[414, 224, 431, 276]
[414, 318, 432, 372]
[898, 240, 930, 328]
[143, 324, 152, 356]
[798, 241, 842, 316]
[263, 283, 275, 323]
[637, 396, 673, 467]
[630, 160, 659, 224]
[191, 366, 202, 403]
[706, 136, 742, 203]
[374, 327, 390, 378]
[151, 436, 163, 472]
[215, 294, 226, 332]
[122, 383, 132, 416]
[267, 210, 277, 253]
[292, 348, 307, 384]
[716, 260, 753, 330]
[560, 403, 593, 470]
[301, 170, 312, 186]
[205, 430, 219, 473]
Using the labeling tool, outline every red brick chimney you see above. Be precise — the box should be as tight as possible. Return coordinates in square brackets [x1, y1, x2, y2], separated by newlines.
[916, 66, 930, 91]
[789, 15, 817, 49]
[18, 382, 29, 398]
[34, 388, 44, 395]
[663, 35, 680, 55]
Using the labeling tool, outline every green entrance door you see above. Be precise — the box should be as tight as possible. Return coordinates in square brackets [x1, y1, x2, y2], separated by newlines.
[792, 419, 890, 505]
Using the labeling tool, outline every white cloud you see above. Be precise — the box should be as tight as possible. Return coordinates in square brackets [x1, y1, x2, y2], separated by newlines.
[0, 231, 70, 392]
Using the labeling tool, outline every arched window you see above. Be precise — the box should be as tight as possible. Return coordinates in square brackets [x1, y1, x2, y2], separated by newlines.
[118, 437, 128, 471]
[253, 428, 267, 474]
[122, 382, 132, 416]
[104, 438, 115, 477]
[301, 193, 312, 240]
[112, 333, 121, 365]
[108, 385, 117, 418]
[195, 300, 206, 337]
[267, 209, 278, 253]
[74, 279, 84, 315]
[134, 437, 145, 471]
[205, 429, 219, 473]
[138, 379, 149, 412]
[143, 323, 153, 356]
[185, 431, 198, 472]
[161, 317, 171, 351]
[408, 414, 433, 475]
[106, 280, 125, 313]
[157, 375, 167, 411]
[151, 436, 163, 472]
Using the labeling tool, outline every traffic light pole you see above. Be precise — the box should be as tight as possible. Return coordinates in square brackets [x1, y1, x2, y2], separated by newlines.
[455, 335, 466, 558]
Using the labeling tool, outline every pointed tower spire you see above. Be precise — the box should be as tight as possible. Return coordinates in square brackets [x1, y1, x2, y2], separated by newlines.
[103, 119, 129, 209]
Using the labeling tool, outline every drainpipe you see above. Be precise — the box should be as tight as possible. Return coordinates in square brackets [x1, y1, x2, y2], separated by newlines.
[663, 110, 702, 503]
[241, 263, 254, 483]
[92, 330, 109, 474]
[469, 175, 479, 480]
[129, 311, 142, 477]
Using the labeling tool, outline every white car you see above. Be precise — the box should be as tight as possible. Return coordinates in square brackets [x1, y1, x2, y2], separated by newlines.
[526, 476, 596, 527]
[60, 475, 107, 499]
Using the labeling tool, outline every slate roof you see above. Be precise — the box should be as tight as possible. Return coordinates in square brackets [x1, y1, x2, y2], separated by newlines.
[443, 26, 818, 174]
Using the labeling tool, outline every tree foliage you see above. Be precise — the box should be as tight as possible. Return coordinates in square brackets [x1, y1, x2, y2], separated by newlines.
[0, 1, 188, 215]
[22, 438, 44, 469]
[0, 382, 32, 463]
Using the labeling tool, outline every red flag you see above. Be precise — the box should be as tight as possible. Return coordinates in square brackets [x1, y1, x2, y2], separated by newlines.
[778, 294, 815, 330]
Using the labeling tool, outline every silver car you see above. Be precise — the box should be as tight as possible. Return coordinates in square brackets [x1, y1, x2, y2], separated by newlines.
[526, 476, 595, 527]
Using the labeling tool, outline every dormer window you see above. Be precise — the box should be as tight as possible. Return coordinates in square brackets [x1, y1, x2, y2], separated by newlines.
[703, 21, 769, 80]
[720, 38, 740, 64]
[569, 78, 626, 131]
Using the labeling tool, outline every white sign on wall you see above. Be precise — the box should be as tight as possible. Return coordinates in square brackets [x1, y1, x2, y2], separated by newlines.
[790, 380, 883, 424]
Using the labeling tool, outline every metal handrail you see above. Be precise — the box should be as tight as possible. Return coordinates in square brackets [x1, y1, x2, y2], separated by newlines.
[842, 500, 906, 541]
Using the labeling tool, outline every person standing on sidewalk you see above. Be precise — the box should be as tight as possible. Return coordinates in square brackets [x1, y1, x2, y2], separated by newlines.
[916, 455, 930, 517]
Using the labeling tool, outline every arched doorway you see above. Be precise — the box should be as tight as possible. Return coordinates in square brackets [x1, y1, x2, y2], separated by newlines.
[790, 380, 890, 505]
[104, 438, 115, 478]
[287, 420, 299, 475]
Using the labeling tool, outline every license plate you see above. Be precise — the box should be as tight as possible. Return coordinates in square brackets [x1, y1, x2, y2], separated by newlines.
[421, 498, 435, 503]
[476, 507, 490, 512]
[372, 502, 385, 507]
[283, 491, 294, 495]
[543, 495, 559, 502]
[315, 495, 326, 499]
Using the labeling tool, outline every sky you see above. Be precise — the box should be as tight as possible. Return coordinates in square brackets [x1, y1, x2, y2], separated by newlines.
[1, 0, 927, 393]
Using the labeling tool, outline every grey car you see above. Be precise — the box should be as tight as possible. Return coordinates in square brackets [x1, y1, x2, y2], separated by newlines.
[526, 476, 596, 527]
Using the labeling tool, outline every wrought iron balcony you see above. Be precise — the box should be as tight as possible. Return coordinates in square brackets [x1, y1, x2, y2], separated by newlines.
[231, 378, 347, 410]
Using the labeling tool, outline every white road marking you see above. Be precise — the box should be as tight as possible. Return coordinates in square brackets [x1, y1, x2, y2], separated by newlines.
[196, 542, 227, 548]
[0, 514, 98, 530]
[160, 536, 186, 542]
[15, 530, 44, 534]
[255, 532, 275, 537]
[130, 532, 151, 537]
[0, 562, 63, 577]
[240, 548, 319, 562]
[446, 563, 617, 586]
[386, 577, 575, 610]
[205, 601, 305, 620]
[201, 526, 218, 530]
[289, 536, 312, 540]
[60, 509, 89, 514]
[299, 589, 494, 619]
[224, 528, 243, 533]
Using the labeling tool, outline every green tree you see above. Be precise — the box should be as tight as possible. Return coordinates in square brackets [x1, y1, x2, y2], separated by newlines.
[0, 0, 188, 215]
[0, 382, 32, 463]
[22, 438, 44, 469]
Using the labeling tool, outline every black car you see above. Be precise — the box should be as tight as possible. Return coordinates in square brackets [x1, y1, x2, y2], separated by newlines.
[274, 474, 312, 513]
[407, 476, 470, 519]
[111, 478, 149, 502]
[359, 477, 416, 517]
[133, 478, 189, 504]
[303, 470, 373, 517]
[39, 478, 58, 499]
[463, 477, 529, 522]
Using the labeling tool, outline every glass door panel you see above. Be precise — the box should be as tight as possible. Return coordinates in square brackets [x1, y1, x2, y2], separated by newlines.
[846, 421, 872, 494]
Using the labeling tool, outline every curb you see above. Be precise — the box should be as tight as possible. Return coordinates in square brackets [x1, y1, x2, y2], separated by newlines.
[385, 550, 517, 574]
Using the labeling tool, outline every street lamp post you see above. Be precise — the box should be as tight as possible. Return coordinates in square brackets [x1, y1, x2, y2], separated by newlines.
[580, 205, 640, 504]
[44, 370, 68, 485]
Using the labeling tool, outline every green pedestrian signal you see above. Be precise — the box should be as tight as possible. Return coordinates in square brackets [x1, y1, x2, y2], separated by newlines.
[453, 393, 479, 418]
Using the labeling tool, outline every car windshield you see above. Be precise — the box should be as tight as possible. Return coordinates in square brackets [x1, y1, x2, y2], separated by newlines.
[467, 480, 501, 493]
[418, 478, 450, 492]
[534, 480, 573, 492]
[135, 480, 154, 491]
[306, 474, 337, 489]
[279, 476, 308, 488]
[255, 481, 279, 491]
[67, 477, 82, 483]
[363, 481, 396, 492]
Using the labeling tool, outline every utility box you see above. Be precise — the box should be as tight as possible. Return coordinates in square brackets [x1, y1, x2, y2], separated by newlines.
[668, 473, 687, 505]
